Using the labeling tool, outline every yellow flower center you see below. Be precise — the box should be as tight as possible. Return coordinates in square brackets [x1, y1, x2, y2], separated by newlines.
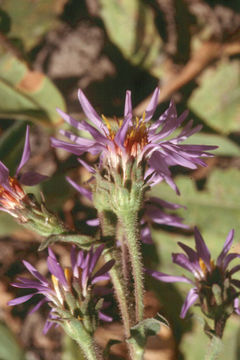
[102, 113, 149, 157]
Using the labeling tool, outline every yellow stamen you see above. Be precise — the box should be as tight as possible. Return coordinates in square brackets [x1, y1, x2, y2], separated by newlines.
[210, 259, 215, 270]
[136, 116, 139, 127]
[101, 114, 111, 132]
[64, 268, 72, 284]
[199, 258, 207, 274]
[142, 111, 146, 122]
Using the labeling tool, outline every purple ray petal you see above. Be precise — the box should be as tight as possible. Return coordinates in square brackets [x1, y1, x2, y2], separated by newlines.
[234, 298, 240, 315]
[124, 90, 132, 118]
[194, 227, 211, 268]
[92, 259, 115, 284]
[78, 158, 96, 174]
[114, 113, 132, 147]
[8, 293, 35, 306]
[180, 287, 198, 318]
[148, 197, 185, 210]
[216, 229, 234, 266]
[231, 279, 240, 289]
[86, 218, 100, 226]
[22, 260, 48, 284]
[229, 264, 240, 276]
[29, 298, 47, 314]
[89, 244, 105, 273]
[99, 311, 112, 322]
[0, 161, 10, 191]
[19, 171, 48, 186]
[16, 126, 31, 176]
[66, 176, 92, 201]
[177, 242, 199, 268]
[172, 253, 197, 274]
[222, 253, 240, 271]
[78, 89, 108, 133]
[144, 88, 160, 122]
[47, 250, 68, 288]
[146, 269, 192, 283]
[141, 226, 153, 244]
[56, 108, 82, 130]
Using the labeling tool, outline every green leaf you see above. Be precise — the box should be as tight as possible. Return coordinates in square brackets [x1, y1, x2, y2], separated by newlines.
[189, 60, 240, 135]
[1, 0, 65, 50]
[99, 0, 163, 77]
[0, 53, 66, 127]
[0, 321, 26, 360]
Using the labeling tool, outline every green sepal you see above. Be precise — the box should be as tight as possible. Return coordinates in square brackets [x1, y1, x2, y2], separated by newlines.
[38, 233, 94, 251]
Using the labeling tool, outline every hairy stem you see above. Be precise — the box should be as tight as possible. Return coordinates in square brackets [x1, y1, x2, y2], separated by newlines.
[119, 209, 144, 324]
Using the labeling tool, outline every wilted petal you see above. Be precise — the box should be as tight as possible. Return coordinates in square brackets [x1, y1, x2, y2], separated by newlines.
[217, 229, 234, 266]
[180, 287, 198, 318]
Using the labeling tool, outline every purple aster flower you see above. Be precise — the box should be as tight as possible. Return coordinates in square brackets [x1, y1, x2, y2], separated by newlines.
[51, 89, 216, 193]
[9, 245, 114, 333]
[147, 228, 240, 320]
[0, 126, 47, 220]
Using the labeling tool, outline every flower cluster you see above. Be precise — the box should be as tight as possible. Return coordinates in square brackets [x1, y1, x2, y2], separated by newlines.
[9, 245, 114, 333]
[147, 228, 240, 319]
[0, 126, 47, 221]
[51, 89, 217, 193]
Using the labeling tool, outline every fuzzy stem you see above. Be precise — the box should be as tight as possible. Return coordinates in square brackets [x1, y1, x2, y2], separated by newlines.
[119, 209, 144, 324]
[63, 320, 100, 360]
[75, 337, 99, 360]
[103, 249, 132, 338]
